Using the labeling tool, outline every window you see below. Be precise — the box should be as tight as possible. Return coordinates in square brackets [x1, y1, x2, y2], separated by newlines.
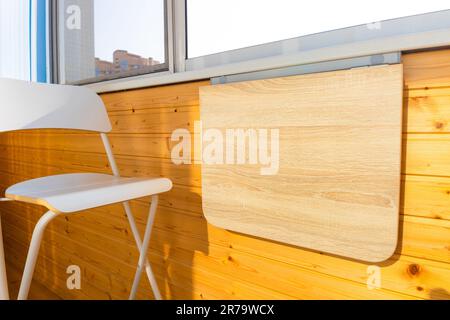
[58, 0, 167, 84]
[0, 0, 49, 82]
[187, 0, 450, 58]
[2, 1, 450, 90]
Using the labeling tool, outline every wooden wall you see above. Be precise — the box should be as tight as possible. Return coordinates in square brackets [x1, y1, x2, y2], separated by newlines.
[0, 49, 449, 300]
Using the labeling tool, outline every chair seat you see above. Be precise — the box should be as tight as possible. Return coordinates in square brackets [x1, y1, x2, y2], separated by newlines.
[5, 173, 173, 214]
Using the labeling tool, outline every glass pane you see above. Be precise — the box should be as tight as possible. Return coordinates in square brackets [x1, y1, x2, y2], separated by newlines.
[187, 0, 450, 58]
[0, 0, 48, 82]
[60, 0, 166, 84]
[0, 0, 31, 81]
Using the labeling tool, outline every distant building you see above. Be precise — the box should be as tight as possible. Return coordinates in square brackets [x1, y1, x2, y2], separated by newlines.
[113, 50, 160, 72]
[95, 58, 114, 77]
[61, 1, 162, 82]
[95, 50, 160, 78]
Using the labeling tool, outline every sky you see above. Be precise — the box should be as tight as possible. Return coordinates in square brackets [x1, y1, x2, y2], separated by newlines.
[187, 0, 450, 57]
[94, 0, 165, 62]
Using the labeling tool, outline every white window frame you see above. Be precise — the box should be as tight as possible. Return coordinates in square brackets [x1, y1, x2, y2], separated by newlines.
[49, 2, 450, 93]
[53, 0, 172, 85]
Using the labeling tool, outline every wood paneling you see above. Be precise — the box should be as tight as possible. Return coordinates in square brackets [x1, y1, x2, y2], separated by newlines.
[403, 49, 450, 89]
[0, 50, 449, 300]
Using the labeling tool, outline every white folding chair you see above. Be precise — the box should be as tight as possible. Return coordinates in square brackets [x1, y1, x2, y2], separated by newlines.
[0, 78, 172, 300]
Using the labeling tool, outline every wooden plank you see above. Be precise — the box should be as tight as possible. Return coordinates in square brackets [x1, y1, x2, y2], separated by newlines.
[6, 262, 61, 300]
[109, 105, 199, 134]
[402, 175, 450, 220]
[404, 88, 450, 133]
[201, 64, 404, 262]
[0, 132, 178, 160]
[400, 215, 450, 263]
[404, 134, 450, 177]
[0, 146, 202, 188]
[403, 49, 450, 89]
[101, 81, 209, 113]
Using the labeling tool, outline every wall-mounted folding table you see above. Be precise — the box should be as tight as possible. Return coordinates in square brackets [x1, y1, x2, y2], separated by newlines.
[200, 65, 403, 262]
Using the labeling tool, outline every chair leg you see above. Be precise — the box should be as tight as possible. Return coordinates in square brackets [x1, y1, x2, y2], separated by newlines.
[122, 200, 161, 300]
[18, 211, 60, 300]
[129, 195, 159, 300]
[0, 214, 9, 300]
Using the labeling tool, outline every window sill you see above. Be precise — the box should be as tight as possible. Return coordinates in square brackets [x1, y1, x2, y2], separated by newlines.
[85, 27, 450, 94]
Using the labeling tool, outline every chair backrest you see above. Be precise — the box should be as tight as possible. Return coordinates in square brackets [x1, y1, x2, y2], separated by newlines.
[0, 78, 112, 133]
